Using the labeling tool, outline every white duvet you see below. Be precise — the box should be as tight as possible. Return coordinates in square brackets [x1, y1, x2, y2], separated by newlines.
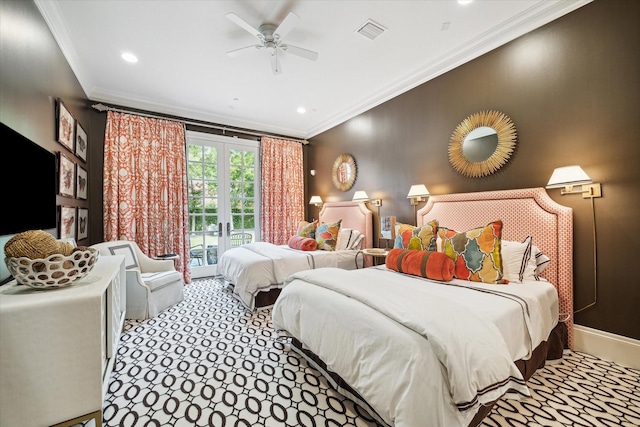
[272, 266, 559, 427]
[217, 242, 362, 310]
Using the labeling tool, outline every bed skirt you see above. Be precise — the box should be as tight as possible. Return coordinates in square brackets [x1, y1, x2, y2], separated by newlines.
[290, 321, 568, 427]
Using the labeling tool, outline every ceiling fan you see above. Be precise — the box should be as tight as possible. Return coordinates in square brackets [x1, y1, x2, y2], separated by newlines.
[225, 12, 319, 75]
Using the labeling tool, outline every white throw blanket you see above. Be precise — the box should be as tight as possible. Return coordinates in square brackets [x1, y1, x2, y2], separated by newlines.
[274, 267, 531, 426]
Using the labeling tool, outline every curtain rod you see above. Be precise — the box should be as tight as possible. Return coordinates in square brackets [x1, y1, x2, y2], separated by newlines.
[90, 102, 309, 145]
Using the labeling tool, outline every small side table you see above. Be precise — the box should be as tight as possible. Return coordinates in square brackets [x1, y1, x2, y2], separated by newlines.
[362, 248, 389, 267]
[155, 254, 180, 267]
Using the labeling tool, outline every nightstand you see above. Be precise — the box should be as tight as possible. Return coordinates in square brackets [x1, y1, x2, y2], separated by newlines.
[362, 248, 389, 266]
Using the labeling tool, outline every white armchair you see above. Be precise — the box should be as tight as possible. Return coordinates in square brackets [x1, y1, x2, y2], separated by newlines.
[91, 240, 184, 320]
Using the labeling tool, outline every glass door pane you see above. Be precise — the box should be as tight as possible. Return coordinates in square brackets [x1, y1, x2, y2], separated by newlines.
[186, 131, 259, 279]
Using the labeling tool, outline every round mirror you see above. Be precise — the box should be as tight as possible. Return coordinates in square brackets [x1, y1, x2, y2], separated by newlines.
[449, 110, 517, 178]
[462, 126, 499, 162]
[332, 153, 357, 191]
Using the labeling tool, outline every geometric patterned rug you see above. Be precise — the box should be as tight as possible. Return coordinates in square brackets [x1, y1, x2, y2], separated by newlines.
[101, 278, 640, 427]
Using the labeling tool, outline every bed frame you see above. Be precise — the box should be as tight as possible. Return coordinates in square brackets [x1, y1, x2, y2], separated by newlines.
[233, 201, 373, 308]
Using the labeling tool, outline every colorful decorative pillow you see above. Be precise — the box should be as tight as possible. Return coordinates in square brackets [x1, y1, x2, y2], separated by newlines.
[393, 220, 438, 252]
[316, 219, 342, 251]
[296, 220, 317, 239]
[501, 236, 533, 284]
[385, 248, 455, 282]
[438, 220, 506, 284]
[288, 235, 317, 251]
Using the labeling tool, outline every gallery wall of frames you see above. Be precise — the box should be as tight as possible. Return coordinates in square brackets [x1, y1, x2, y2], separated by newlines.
[55, 99, 89, 243]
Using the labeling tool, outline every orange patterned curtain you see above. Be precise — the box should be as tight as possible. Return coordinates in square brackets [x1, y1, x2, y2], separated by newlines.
[260, 137, 304, 244]
[103, 111, 191, 283]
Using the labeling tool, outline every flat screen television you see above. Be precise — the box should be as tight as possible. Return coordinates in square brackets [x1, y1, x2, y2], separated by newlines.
[0, 122, 57, 236]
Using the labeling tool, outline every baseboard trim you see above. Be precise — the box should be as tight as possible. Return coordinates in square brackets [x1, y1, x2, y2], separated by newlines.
[573, 324, 640, 370]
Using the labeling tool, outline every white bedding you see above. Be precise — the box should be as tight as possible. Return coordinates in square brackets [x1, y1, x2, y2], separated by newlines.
[217, 242, 363, 310]
[271, 266, 559, 427]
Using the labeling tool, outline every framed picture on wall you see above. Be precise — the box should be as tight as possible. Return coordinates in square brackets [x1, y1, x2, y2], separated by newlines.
[380, 215, 396, 239]
[77, 207, 88, 240]
[56, 99, 75, 152]
[75, 121, 87, 162]
[58, 152, 75, 198]
[76, 165, 87, 200]
[59, 206, 76, 240]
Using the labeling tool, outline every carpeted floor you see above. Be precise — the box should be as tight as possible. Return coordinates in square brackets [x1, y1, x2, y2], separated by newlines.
[101, 278, 640, 427]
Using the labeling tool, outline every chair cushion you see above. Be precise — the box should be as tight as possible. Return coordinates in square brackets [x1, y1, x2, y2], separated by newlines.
[141, 271, 183, 292]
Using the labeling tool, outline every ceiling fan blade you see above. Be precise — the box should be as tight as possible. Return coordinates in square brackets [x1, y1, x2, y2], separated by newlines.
[274, 12, 300, 39]
[282, 44, 319, 61]
[270, 51, 282, 75]
[227, 45, 261, 57]
[226, 13, 263, 40]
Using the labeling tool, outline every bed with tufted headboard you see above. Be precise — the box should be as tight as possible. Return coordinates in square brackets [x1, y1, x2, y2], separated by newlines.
[417, 187, 574, 347]
[272, 187, 573, 427]
[217, 201, 372, 310]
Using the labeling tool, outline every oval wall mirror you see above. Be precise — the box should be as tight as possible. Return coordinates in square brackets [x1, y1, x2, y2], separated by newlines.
[332, 153, 357, 191]
[448, 110, 517, 178]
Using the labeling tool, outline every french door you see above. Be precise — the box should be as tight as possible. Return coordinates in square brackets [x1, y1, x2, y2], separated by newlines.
[186, 131, 260, 279]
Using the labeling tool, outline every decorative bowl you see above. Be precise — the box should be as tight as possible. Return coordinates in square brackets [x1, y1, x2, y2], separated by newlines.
[5, 248, 99, 290]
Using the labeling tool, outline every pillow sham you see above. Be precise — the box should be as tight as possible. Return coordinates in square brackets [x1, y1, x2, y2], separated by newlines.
[438, 220, 506, 284]
[501, 236, 533, 284]
[385, 248, 454, 282]
[288, 235, 317, 251]
[316, 219, 342, 251]
[336, 228, 363, 251]
[530, 245, 551, 280]
[393, 220, 438, 251]
[296, 220, 317, 239]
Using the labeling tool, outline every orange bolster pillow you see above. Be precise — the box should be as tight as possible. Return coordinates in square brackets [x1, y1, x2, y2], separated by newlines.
[385, 248, 455, 282]
[288, 235, 318, 251]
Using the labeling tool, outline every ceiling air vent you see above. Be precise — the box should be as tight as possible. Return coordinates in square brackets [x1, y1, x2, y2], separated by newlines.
[356, 19, 386, 40]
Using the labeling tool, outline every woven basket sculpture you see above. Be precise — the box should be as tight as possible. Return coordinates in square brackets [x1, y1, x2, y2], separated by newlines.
[4, 230, 98, 289]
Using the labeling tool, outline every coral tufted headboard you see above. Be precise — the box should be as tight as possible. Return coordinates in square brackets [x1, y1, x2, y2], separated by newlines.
[319, 201, 373, 251]
[417, 187, 574, 348]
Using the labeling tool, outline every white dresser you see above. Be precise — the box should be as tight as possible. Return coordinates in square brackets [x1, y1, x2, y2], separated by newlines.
[0, 255, 126, 427]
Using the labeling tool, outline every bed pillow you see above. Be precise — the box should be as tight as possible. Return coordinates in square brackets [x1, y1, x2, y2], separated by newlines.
[336, 228, 363, 251]
[385, 248, 454, 282]
[501, 236, 533, 284]
[316, 219, 342, 251]
[529, 245, 551, 280]
[438, 220, 506, 284]
[393, 220, 438, 251]
[296, 220, 317, 239]
[288, 235, 317, 251]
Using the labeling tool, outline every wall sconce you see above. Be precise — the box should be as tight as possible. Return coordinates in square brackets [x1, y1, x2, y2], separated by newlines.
[546, 165, 602, 198]
[546, 165, 601, 314]
[353, 190, 382, 214]
[407, 184, 430, 219]
[309, 196, 323, 207]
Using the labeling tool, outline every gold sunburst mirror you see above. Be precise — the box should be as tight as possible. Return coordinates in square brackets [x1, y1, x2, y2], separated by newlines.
[331, 153, 357, 191]
[448, 110, 517, 178]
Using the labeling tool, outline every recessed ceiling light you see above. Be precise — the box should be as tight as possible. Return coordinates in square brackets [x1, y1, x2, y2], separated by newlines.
[297, 107, 306, 114]
[121, 52, 138, 63]
[458, 0, 473, 4]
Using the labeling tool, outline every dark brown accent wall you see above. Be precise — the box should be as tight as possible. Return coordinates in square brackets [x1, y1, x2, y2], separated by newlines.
[308, 0, 640, 340]
[0, 0, 92, 244]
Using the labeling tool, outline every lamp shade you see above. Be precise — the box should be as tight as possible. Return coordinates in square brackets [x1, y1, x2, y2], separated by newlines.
[309, 196, 323, 205]
[352, 191, 369, 202]
[546, 166, 592, 188]
[407, 184, 430, 198]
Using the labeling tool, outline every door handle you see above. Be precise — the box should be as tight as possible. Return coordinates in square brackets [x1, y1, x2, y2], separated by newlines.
[227, 222, 231, 237]
[218, 222, 222, 237]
